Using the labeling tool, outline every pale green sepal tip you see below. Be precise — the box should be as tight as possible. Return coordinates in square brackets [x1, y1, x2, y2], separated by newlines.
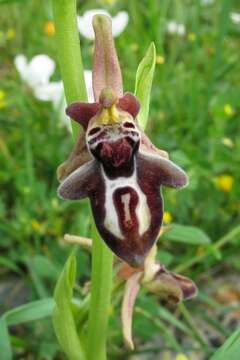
[134, 42, 156, 131]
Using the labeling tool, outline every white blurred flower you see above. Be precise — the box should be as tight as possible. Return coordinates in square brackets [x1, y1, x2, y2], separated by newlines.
[201, 0, 215, 5]
[77, 9, 129, 40]
[14, 54, 55, 89]
[14, 54, 94, 130]
[166, 21, 186, 36]
[230, 12, 240, 25]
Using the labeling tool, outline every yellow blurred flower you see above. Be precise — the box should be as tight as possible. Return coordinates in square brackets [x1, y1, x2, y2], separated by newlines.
[176, 355, 189, 360]
[188, 32, 196, 42]
[31, 219, 42, 233]
[156, 55, 165, 65]
[6, 29, 16, 40]
[0, 90, 7, 109]
[103, 0, 116, 4]
[130, 43, 139, 52]
[51, 198, 59, 209]
[196, 246, 205, 257]
[163, 211, 173, 224]
[222, 137, 234, 148]
[215, 175, 233, 192]
[224, 104, 234, 117]
[44, 21, 55, 36]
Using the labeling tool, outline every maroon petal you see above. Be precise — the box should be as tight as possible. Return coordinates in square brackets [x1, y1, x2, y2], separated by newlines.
[137, 152, 188, 189]
[118, 93, 140, 118]
[58, 160, 100, 200]
[92, 14, 123, 101]
[66, 102, 100, 129]
[171, 272, 198, 300]
[144, 266, 197, 305]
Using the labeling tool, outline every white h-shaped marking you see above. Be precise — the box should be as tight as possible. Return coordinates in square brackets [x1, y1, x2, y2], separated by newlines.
[101, 161, 151, 239]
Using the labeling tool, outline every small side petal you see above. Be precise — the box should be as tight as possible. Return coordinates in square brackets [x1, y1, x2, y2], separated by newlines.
[58, 160, 99, 200]
[171, 273, 198, 300]
[66, 102, 100, 129]
[121, 272, 142, 350]
[112, 11, 129, 37]
[145, 271, 183, 305]
[118, 93, 140, 118]
[145, 266, 197, 305]
[137, 152, 188, 189]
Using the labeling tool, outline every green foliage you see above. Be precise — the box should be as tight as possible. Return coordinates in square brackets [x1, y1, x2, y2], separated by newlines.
[163, 224, 211, 245]
[0, 298, 54, 360]
[0, 318, 12, 360]
[211, 327, 240, 360]
[1, 0, 240, 358]
[53, 254, 86, 359]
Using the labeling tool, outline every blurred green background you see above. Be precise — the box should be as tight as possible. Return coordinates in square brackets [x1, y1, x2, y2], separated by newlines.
[0, 0, 240, 359]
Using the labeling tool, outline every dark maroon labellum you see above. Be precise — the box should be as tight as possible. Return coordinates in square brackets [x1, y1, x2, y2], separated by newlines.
[58, 14, 188, 267]
[58, 90, 188, 267]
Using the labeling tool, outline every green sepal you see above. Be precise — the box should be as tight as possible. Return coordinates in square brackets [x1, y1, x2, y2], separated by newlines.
[134, 42, 156, 130]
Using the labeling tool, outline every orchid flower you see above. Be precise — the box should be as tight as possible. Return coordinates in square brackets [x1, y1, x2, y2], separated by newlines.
[77, 9, 129, 40]
[58, 14, 188, 267]
[119, 245, 197, 349]
[14, 54, 94, 129]
[166, 21, 186, 36]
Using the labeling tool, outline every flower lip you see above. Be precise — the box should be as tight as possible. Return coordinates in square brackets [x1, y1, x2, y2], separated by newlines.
[91, 136, 139, 171]
[123, 121, 135, 129]
[88, 126, 102, 136]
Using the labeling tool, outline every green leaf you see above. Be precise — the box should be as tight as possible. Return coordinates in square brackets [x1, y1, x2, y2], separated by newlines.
[210, 327, 240, 360]
[134, 42, 156, 130]
[0, 298, 55, 359]
[53, 254, 86, 360]
[4, 298, 54, 326]
[0, 256, 21, 274]
[163, 224, 211, 245]
[28, 255, 60, 281]
[0, 0, 27, 4]
[157, 307, 191, 335]
[0, 318, 12, 360]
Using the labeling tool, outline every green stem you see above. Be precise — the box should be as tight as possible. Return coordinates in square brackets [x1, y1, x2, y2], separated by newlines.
[87, 224, 114, 360]
[52, 2, 114, 359]
[174, 224, 240, 273]
[179, 303, 208, 348]
[52, 0, 88, 139]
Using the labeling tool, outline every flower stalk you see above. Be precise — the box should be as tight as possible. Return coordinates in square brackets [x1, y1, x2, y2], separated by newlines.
[87, 224, 113, 360]
[52, 0, 87, 139]
[51, 1, 114, 359]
